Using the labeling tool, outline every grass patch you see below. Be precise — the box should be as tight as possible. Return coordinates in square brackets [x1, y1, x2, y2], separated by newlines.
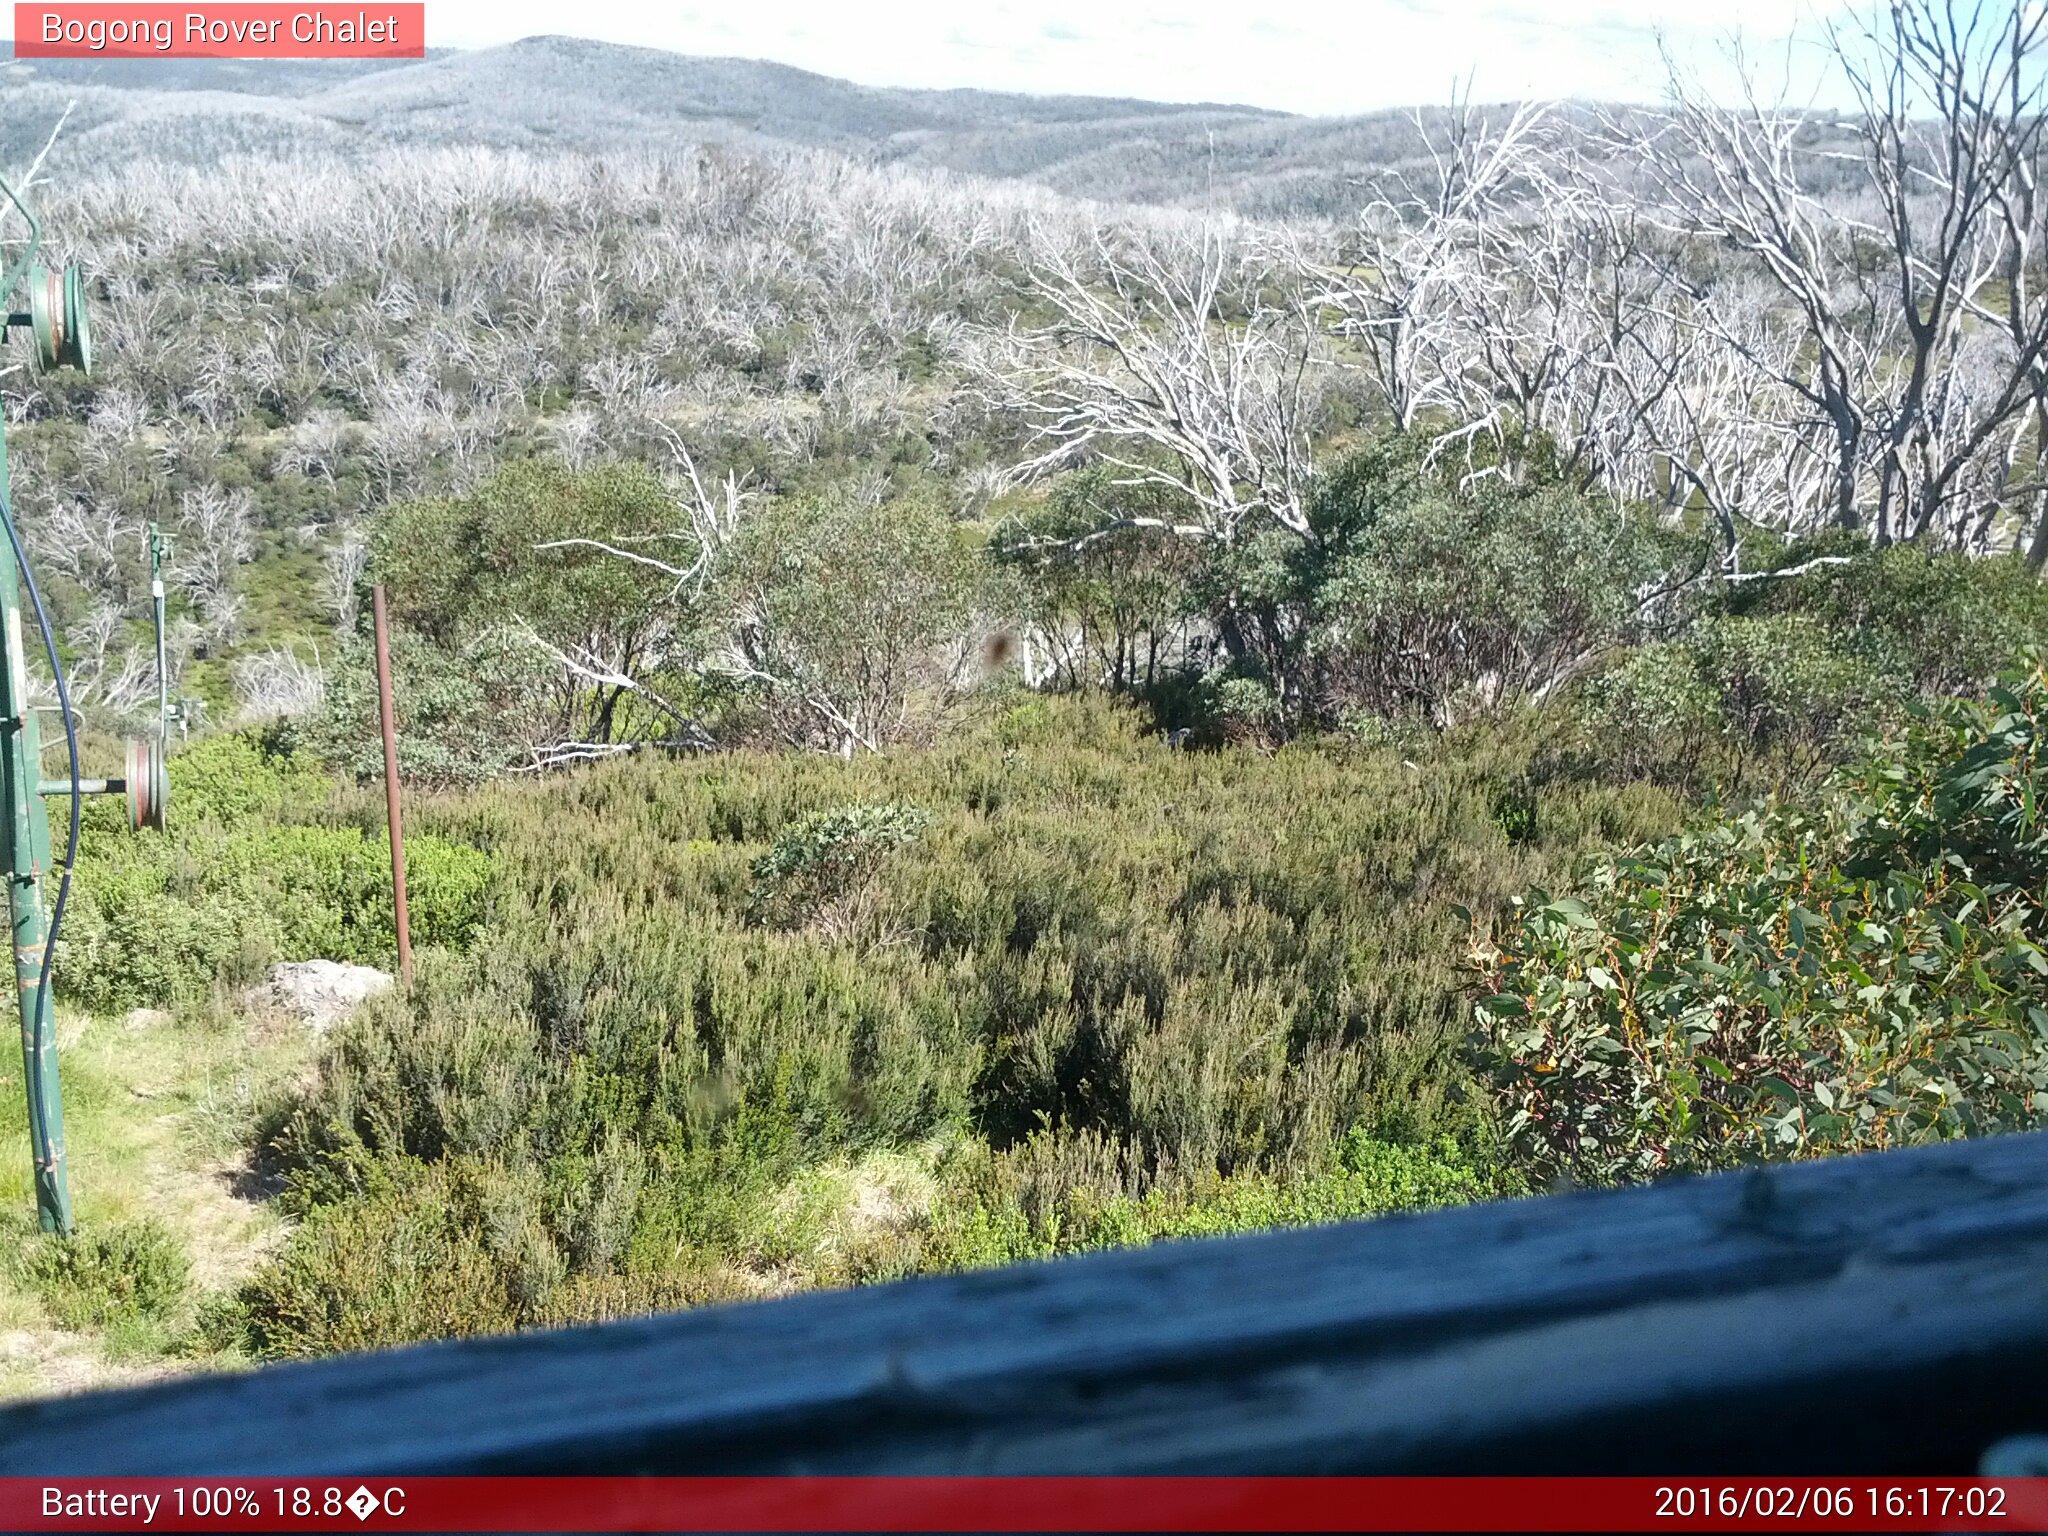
[0, 1001, 315, 1395]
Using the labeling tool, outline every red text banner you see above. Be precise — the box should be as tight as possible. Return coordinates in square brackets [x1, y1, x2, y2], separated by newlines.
[12, 5, 424, 58]
[3, 1477, 2047, 1532]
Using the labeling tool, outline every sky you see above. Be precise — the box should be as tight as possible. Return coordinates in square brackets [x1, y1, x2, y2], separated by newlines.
[428, 0, 1860, 116]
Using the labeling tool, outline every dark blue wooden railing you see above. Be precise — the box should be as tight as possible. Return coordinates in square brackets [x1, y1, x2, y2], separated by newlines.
[2, 1131, 2045, 1475]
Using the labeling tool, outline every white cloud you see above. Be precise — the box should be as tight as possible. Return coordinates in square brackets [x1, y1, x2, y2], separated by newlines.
[425, 0, 1857, 115]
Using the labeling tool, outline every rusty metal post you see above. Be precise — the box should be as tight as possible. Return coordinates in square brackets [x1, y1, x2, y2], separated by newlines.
[371, 584, 413, 988]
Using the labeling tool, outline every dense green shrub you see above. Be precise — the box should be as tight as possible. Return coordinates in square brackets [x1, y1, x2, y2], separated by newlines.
[347, 460, 696, 779]
[920, 1128, 1512, 1270]
[1473, 657, 2048, 1187]
[226, 695, 1683, 1354]
[231, 1163, 517, 1358]
[992, 467, 1201, 692]
[748, 801, 931, 940]
[1206, 675, 1285, 747]
[1293, 438, 1699, 727]
[1724, 539, 2048, 699]
[228, 1128, 1509, 1356]
[16, 1218, 191, 1331]
[1048, 436, 1703, 741]
[57, 732, 494, 1009]
[1579, 614, 1903, 779]
[307, 627, 555, 788]
[375, 460, 683, 657]
[59, 821, 491, 1010]
[55, 867, 277, 1011]
[708, 484, 989, 753]
[163, 731, 335, 822]
[1579, 541, 2048, 785]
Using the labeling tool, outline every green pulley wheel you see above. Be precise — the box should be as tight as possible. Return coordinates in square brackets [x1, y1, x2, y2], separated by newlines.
[27, 263, 90, 375]
[125, 736, 166, 832]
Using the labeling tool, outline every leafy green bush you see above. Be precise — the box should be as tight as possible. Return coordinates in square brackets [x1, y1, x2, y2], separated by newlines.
[336, 461, 700, 781]
[1724, 540, 2048, 699]
[1580, 614, 1903, 779]
[59, 822, 491, 1010]
[165, 732, 334, 822]
[1298, 438, 1698, 727]
[1207, 675, 1284, 748]
[709, 484, 988, 753]
[210, 824, 493, 964]
[992, 467, 1201, 692]
[1473, 657, 2048, 1187]
[307, 627, 555, 789]
[374, 461, 681, 653]
[1573, 539, 2048, 792]
[230, 1164, 516, 1359]
[1574, 638, 1719, 749]
[921, 1128, 1512, 1269]
[54, 870, 276, 1011]
[525, 1267, 759, 1330]
[1491, 779, 1539, 847]
[748, 801, 931, 940]
[58, 734, 495, 1009]
[17, 1218, 191, 1331]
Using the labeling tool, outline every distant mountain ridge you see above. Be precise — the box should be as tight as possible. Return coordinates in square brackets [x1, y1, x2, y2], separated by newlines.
[0, 34, 1446, 215]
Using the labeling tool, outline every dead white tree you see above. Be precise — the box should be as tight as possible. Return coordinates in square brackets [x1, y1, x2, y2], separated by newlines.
[979, 220, 1331, 546]
[532, 425, 754, 601]
[1310, 88, 1552, 435]
[1837, 0, 2048, 546]
[232, 644, 325, 722]
[1629, 5, 2048, 551]
[171, 484, 255, 646]
[31, 495, 140, 607]
[1415, 155, 1659, 489]
[1601, 261, 1842, 559]
[62, 599, 183, 721]
[13, 99, 75, 198]
[276, 408, 359, 486]
[1623, 51, 1898, 536]
[322, 526, 369, 631]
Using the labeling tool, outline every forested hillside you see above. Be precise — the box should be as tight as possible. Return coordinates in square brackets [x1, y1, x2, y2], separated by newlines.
[0, 6, 2045, 1388]
[1, 37, 1414, 213]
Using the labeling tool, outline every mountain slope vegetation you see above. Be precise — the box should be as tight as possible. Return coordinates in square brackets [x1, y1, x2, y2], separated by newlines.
[0, 35, 1445, 214]
[0, 2, 2044, 1392]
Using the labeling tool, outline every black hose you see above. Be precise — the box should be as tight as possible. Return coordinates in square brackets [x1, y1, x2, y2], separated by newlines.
[0, 493, 78, 1196]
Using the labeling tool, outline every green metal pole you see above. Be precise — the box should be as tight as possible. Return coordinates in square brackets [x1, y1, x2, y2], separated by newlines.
[148, 524, 167, 738]
[0, 415, 68, 1233]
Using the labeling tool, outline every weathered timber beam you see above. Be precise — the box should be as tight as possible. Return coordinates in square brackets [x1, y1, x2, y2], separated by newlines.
[3, 1132, 2046, 1475]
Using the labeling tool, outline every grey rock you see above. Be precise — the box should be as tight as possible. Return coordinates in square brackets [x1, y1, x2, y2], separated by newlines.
[248, 960, 394, 1034]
